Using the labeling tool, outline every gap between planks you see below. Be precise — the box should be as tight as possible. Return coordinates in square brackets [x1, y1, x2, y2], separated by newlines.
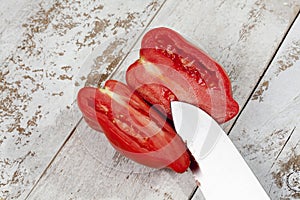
[189, 8, 300, 200]
[188, 186, 199, 200]
[24, 117, 83, 200]
[227, 9, 300, 136]
[269, 126, 296, 172]
[23, 1, 168, 199]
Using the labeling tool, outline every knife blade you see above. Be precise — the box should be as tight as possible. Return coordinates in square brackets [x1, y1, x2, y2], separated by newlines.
[171, 101, 270, 200]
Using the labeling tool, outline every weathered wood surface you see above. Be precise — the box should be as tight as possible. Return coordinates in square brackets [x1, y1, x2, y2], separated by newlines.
[0, 0, 164, 199]
[228, 14, 300, 199]
[25, 0, 300, 200]
[1, 0, 300, 199]
[192, 13, 300, 200]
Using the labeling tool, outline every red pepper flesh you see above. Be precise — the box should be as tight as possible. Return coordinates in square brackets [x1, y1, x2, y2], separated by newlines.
[126, 27, 239, 123]
[77, 80, 190, 173]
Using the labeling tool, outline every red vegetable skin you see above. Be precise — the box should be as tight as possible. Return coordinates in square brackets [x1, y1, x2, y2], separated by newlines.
[126, 27, 239, 123]
[77, 80, 190, 173]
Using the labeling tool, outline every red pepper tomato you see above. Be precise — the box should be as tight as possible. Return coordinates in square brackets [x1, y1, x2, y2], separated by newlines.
[77, 80, 190, 173]
[126, 27, 239, 123]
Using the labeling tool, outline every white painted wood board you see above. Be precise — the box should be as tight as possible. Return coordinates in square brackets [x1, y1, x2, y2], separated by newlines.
[228, 14, 300, 199]
[0, 0, 164, 199]
[26, 1, 299, 200]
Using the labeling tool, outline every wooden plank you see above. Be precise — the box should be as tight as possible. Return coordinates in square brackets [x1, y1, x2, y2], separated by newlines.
[0, 0, 164, 199]
[27, 1, 299, 200]
[26, 122, 195, 200]
[228, 14, 300, 199]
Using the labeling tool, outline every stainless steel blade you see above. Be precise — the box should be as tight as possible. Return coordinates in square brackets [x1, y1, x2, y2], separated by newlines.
[171, 101, 270, 200]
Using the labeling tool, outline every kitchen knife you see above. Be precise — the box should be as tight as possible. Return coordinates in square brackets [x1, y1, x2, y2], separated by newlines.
[171, 101, 270, 200]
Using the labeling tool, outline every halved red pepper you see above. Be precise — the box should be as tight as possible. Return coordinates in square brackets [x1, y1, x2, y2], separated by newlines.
[77, 80, 190, 173]
[126, 27, 239, 123]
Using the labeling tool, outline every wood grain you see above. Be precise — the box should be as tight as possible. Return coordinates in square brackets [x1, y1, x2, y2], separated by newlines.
[26, 0, 299, 200]
[0, 0, 164, 199]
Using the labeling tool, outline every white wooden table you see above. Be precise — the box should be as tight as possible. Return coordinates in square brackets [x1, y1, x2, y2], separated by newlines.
[1, 1, 300, 199]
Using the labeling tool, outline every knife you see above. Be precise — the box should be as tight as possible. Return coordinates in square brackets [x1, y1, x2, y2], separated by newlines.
[171, 101, 270, 200]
